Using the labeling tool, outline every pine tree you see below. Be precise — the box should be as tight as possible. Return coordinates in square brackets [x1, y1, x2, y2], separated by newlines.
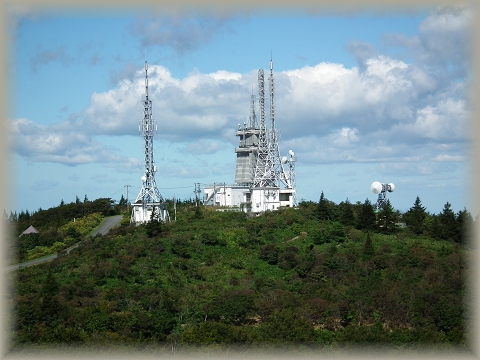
[339, 198, 355, 226]
[40, 268, 62, 327]
[377, 199, 397, 234]
[456, 208, 473, 245]
[363, 231, 375, 256]
[438, 202, 458, 241]
[355, 199, 376, 231]
[404, 196, 427, 235]
[119, 194, 127, 206]
[316, 191, 329, 221]
[145, 209, 164, 238]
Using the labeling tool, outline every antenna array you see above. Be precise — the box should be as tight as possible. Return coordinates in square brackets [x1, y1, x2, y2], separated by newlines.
[268, 57, 291, 189]
[131, 61, 170, 223]
[252, 69, 276, 188]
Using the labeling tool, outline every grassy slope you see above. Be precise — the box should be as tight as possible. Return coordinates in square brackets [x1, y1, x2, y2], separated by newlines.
[8, 205, 471, 351]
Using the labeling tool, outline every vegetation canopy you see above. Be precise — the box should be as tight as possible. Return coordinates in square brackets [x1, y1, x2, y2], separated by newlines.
[4, 194, 474, 354]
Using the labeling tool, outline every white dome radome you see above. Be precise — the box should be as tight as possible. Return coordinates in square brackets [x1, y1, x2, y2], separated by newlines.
[371, 181, 383, 195]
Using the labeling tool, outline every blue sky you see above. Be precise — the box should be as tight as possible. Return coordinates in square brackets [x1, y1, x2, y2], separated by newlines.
[5, 4, 477, 216]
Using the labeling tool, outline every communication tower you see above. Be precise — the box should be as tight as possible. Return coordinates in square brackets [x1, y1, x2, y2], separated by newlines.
[204, 57, 298, 213]
[251, 68, 278, 212]
[131, 61, 170, 224]
[234, 89, 260, 185]
[284, 150, 298, 206]
[252, 69, 276, 188]
[371, 181, 395, 212]
[268, 56, 291, 188]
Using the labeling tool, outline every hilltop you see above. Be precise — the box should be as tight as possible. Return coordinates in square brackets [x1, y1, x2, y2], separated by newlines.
[5, 195, 474, 354]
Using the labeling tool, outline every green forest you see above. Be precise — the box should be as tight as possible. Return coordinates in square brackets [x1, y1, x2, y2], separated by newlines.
[4, 193, 476, 355]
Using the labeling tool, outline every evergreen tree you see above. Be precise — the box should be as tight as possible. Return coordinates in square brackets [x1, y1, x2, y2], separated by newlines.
[8, 211, 17, 223]
[145, 209, 164, 238]
[377, 199, 397, 234]
[75, 195, 81, 204]
[339, 198, 355, 226]
[40, 268, 62, 327]
[355, 198, 376, 231]
[438, 202, 458, 241]
[456, 208, 473, 245]
[119, 194, 127, 206]
[84, 194, 89, 203]
[195, 203, 203, 219]
[425, 214, 442, 240]
[316, 191, 329, 221]
[404, 196, 427, 235]
[363, 231, 375, 256]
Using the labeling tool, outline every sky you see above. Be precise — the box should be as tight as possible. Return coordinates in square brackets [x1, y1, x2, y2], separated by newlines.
[3, 3, 478, 217]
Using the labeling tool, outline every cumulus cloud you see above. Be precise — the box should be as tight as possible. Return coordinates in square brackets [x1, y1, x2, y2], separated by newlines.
[81, 65, 252, 141]
[8, 118, 130, 165]
[9, 6, 472, 179]
[383, 6, 474, 78]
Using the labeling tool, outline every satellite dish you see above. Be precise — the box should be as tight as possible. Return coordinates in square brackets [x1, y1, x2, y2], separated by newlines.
[281, 156, 288, 164]
[388, 183, 395, 192]
[141, 175, 147, 183]
[371, 181, 382, 195]
[289, 150, 294, 156]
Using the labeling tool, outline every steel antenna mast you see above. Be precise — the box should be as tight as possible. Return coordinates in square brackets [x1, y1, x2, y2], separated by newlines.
[268, 55, 291, 188]
[249, 87, 258, 129]
[252, 69, 276, 188]
[131, 61, 170, 223]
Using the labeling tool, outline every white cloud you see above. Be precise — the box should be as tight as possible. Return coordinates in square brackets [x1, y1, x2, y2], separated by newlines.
[9, 6, 472, 180]
[8, 118, 130, 165]
[412, 99, 467, 140]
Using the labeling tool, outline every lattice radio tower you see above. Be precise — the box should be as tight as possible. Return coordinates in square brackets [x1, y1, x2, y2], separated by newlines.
[268, 56, 291, 189]
[131, 61, 170, 224]
[252, 69, 276, 188]
[371, 181, 395, 212]
[249, 88, 259, 129]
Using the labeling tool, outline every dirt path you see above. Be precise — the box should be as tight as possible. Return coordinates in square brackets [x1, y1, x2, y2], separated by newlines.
[5, 215, 124, 272]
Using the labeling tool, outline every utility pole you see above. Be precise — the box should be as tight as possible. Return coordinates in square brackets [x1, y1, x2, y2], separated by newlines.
[124, 185, 132, 210]
[174, 195, 177, 221]
[194, 183, 201, 206]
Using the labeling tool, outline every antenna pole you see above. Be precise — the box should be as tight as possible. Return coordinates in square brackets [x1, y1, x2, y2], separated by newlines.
[267, 54, 290, 188]
[131, 60, 170, 223]
[252, 68, 275, 188]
